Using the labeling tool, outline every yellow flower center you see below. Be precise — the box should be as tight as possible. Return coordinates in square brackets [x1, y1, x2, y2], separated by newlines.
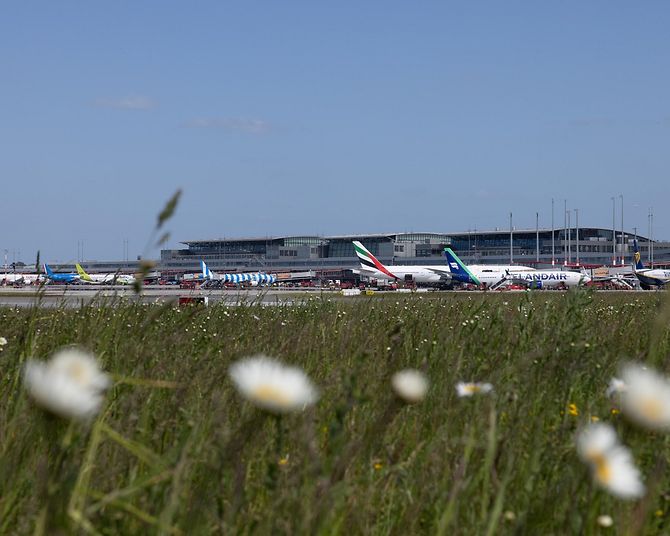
[639, 398, 663, 421]
[65, 362, 91, 386]
[591, 453, 612, 484]
[252, 384, 292, 407]
[568, 404, 579, 416]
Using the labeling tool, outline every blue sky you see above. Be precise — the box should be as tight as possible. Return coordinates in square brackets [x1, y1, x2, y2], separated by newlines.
[1, 2, 668, 263]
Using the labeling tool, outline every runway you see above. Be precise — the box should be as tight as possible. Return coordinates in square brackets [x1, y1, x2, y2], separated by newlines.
[0, 286, 325, 308]
[0, 285, 648, 308]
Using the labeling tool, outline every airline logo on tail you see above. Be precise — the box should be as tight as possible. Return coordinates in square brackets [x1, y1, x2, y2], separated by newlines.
[632, 240, 645, 271]
[75, 263, 94, 282]
[352, 241, 398, 280]
[443, 248, 481, 285]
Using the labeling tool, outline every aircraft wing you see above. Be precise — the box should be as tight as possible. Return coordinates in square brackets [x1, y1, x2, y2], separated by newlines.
[636, 271, 670, 288]
[426, 268, 453, 280]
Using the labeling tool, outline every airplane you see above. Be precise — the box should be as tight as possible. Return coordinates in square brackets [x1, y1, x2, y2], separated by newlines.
[0, 272, 41, 285]
[442, 249, 535, 286]
[200, 260, 277, 286]
[43, 264, 79, 284]
[75, 263, 136, 285]
[444, 248, 590, 288]
[632, 240, 670, 289]
[352, 241, 453, 285]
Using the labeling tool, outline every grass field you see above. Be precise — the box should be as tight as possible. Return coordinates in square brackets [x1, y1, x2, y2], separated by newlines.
[1, 290, 670, 535]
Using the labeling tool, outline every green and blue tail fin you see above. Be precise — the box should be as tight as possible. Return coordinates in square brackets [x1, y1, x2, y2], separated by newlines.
[444, 248, 480, 285]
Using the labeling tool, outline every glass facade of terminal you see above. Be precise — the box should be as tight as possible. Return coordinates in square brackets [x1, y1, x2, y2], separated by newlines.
[158, 229, 669, 274]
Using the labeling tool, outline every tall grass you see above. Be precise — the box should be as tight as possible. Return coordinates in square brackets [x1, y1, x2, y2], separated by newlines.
[1, 291, 669, 534]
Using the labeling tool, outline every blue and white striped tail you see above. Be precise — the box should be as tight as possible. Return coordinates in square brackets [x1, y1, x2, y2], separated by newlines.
[222, 272, 276, 285]
[200, 260, 214, 280]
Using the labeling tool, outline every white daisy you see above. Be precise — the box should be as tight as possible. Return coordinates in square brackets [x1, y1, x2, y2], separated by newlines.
[620, 364, 670, 430]
[597, 515, 613, 528]
[229, 355, 318, 413]
[576, 422, 618, 461]
[606, 377, 627, 397]
[391, 369, 428, 403]
[24, 348, 110, 421]
[456, 381, 493, 398]
[0, 337, 7, 346]
[576, 423, 645, 500]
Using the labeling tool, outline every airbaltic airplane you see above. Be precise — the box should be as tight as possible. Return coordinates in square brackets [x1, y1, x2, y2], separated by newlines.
[75, 264, 136, 285]
[44, 264, 79, 284]
[444, 248, 590, 288]
[352, 241, 453, 284]
[200, 261, 277, 286]
[632, 240, 670, 289]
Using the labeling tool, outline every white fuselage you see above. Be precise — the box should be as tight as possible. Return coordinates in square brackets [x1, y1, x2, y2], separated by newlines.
[635, 268, 670, 288]
[467, 265, 535, 286]
[502, 270, 589, 288]
[83, 273, 135, 285]
[359, 265, 452, 284]
[1, 273, 41, 284]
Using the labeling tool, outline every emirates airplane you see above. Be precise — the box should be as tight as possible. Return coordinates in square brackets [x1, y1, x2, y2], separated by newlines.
[352, 241, 453, 284]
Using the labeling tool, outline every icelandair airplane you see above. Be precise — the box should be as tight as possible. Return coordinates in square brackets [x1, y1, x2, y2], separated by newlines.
[632, 240, 670, 289]
[444, 248, 590, 288]
[44, 264, 79, 284]
[442, 249, 534, 286]
[75, 264, 135, 285]
[200, 260, 277, 286]
[352, 241, 453, 284]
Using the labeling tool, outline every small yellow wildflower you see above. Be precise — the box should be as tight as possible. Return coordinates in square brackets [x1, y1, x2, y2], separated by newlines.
[591, 416, 600, 422]
[655, 510, 664, 518]
[568, 403, 579, 416]
[611, 408, 620, 416]
[373, 462, 383, 470]
[278, 455, 289, 466]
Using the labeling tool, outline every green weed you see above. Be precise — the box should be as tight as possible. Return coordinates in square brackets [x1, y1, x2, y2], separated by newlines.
[0, 291, 669, 534]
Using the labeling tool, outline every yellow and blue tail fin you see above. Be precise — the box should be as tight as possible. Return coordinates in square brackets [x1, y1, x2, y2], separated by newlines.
[632, 240, 645, 271]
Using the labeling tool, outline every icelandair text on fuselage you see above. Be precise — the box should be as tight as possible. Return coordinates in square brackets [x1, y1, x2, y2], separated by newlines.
[519, 273, 569, 281]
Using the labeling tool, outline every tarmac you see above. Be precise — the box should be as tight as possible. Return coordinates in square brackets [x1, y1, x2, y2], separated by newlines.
[0, 285, 324, 308]
[0, 285, 649, 308]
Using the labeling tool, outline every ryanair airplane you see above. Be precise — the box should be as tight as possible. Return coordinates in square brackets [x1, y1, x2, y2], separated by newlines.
[632, 240, 670, 289]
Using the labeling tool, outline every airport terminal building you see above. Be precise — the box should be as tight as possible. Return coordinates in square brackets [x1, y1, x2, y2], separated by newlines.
[160, 228, 670, 276]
